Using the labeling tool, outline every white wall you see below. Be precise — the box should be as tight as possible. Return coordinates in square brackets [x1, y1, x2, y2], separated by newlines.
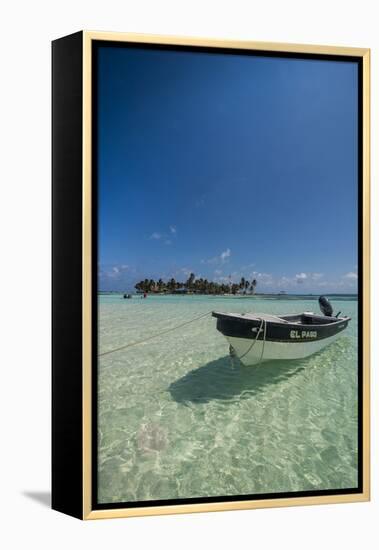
[0, 1, 377, 548]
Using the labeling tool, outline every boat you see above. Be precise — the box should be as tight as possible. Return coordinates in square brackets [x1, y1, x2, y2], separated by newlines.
[212, 296, 351, 366]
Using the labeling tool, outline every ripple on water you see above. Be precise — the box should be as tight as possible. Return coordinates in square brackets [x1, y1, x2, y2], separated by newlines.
[97, 295, 359, 503]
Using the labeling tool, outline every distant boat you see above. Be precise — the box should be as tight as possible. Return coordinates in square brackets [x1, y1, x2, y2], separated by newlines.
[172, 287, 189, 294]
[212, 296, 350, 366]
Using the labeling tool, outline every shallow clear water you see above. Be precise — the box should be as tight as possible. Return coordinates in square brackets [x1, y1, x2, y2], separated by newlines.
[97, 294, 358, 504]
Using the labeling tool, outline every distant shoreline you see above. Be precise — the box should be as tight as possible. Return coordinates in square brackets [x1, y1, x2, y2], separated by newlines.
[98, 291, 358, 298]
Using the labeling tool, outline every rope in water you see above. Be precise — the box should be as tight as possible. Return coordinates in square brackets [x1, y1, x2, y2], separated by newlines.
[99, 310, 213, 358]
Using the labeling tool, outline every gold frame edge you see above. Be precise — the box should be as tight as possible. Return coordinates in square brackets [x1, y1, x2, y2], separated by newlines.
[361, 49, 370, 501]
[81, 31, 370, 520]
[83, 30, 369, 57]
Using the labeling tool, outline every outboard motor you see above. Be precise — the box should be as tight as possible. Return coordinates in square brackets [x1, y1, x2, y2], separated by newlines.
[319, 295, 333, 317]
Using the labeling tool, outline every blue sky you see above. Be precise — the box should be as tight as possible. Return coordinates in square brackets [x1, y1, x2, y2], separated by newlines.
[97, 45, 358, 293]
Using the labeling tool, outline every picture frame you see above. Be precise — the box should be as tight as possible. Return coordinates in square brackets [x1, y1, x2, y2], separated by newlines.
[52, 31, 370, 520]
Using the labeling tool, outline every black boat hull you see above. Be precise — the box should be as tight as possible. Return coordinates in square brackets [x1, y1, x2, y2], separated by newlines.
[212, 311, 350, 366]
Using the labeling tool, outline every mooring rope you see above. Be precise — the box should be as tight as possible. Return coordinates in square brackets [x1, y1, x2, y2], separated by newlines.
[99, 310, 213, 358]
[237, 317, 267, 363]
[259, 318, 267, 363]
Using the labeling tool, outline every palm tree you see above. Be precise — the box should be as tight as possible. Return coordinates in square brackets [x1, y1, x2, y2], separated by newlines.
[168, 277, 177, 291]
[239, 277, 246, 291]
[157, 278, 164, 292]
[251, 279, 257, 295]
[186, 272, 195, 290]
[245, 280, 250, 293]
[203, 279, 209, 294]
[194, 278, 202, 293]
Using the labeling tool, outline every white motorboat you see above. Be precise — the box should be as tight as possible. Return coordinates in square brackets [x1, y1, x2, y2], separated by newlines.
[212, 296, 351, 366]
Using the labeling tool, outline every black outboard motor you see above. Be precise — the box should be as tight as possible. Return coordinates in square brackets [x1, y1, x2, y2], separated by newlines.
[319, 295, 333, 317]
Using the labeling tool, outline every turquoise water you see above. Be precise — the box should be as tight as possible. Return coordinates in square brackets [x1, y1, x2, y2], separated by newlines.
[98, 294, 358, 503]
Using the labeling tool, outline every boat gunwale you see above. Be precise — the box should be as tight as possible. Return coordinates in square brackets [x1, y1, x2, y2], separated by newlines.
[211, 311, 352, 330]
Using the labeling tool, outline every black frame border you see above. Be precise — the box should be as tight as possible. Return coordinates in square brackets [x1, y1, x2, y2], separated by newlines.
[52, 31, 84, 519]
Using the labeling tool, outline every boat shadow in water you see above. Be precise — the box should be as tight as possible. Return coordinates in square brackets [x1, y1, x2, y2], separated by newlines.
[168, 355, 305, 404]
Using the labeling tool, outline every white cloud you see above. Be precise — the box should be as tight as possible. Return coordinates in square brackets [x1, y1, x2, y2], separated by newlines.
[294, 272, 323, 284]
[254, 273, 273, 286]
[220, 248, 231, 262]
[240, 263, 256, 271]
[100, 264, 135, 280]
[151, 227, 177, 243]
[167, 267, 193, 279]
[344, 271, 358, 280]
[295, 272, 307, 283]
[103, 265, 127, 279]
[201, 248, 231, 265]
